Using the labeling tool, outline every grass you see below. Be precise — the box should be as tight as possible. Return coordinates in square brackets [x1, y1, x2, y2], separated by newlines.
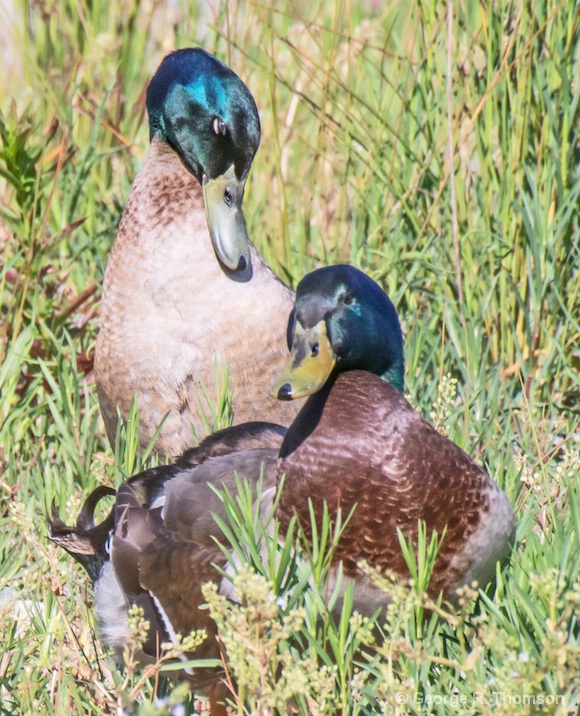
[1, 0, 579, 713]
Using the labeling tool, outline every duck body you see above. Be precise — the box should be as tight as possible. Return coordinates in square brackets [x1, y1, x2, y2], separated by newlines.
[276, 370, 516, 605]
[94, 48, 300, 455]
[270, 264, 516, 607]
[50, 422, 285, 693]
[53, 264, 516, 698]
[95, 137, 297, 454]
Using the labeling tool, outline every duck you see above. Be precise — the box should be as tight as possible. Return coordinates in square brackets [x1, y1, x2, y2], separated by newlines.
[94, 47, 300, 456]
[270, 264, 517, 607]
[50, 265, 516, 706]
[50, 421, 287, 714]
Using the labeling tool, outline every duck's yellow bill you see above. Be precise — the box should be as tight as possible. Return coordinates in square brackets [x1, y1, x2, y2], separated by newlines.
[269, 320, 336, 400]
[203, 166, 251, 272]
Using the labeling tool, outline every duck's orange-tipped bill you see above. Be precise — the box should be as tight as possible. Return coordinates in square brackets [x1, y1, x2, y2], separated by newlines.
[269, 320, 335, 400]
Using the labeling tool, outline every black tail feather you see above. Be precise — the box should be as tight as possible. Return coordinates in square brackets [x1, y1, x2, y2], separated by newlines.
[49, 486, 116, 583]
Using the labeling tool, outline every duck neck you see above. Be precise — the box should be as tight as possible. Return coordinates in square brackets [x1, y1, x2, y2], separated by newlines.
[380, 359, 405, 394]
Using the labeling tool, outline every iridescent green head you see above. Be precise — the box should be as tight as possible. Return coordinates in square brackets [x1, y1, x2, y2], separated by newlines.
[146, 48, 261, 272]
[270, 265, 405, 400]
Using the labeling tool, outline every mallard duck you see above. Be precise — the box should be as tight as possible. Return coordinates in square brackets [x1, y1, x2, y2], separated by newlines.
[270, 264, 516, 606]
[51, 265, 515, 705]
[95, 48, 300, 456]
[50, 421, 286, 712]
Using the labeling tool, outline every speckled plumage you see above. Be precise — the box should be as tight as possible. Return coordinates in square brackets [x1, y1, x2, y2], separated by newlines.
[277, 370, 516, 602]
[95, 137, 299, 455]
[49, 422, 284, 694]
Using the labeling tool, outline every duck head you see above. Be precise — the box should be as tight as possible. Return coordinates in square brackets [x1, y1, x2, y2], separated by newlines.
[270, 265, 405, 399]
[146, 48, 260, 272]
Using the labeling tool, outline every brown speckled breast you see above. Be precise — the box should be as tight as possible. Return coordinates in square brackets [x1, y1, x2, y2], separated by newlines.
[95, 137, 301, 456]
[276, 370, 507, 598]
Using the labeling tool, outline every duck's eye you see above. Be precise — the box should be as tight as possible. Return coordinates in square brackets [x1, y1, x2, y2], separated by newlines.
[343, 291, 354, 306]
[311, 343, 320, 357]
[213, 117, 227, 136]
[224, 188, 233, 206]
